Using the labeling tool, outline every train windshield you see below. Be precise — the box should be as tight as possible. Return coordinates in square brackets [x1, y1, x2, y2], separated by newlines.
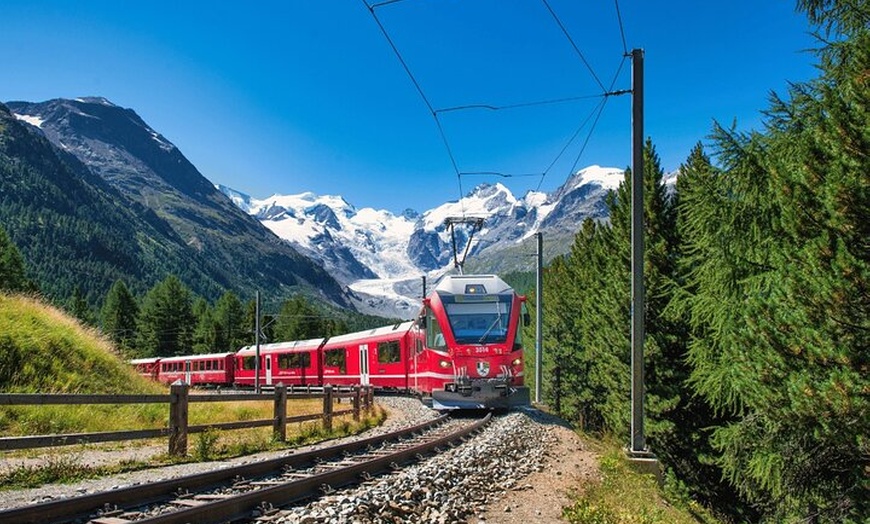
[442, 294, 513, 344]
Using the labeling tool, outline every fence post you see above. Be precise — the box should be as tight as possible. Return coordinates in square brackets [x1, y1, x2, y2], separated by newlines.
[322, 385, 333, 433]
[366, 386, 374, 413]
[352, 386, 361, 422]
[168, 381, 189, 457]
[273, 383, 287, 442]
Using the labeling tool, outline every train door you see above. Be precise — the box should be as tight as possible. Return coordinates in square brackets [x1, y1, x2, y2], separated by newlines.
[359, 344, 370, 386]
[184, 360, 191, 385]
[265, 355, 273, 386]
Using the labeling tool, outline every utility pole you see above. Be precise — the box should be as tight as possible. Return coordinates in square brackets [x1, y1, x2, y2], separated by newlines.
[255, 290, 261, 394]
[535, 232, 543, 404]
[629, 47, 651, 458]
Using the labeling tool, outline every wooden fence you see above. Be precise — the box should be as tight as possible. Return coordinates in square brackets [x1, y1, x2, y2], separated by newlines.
[0, 384, 374, 457]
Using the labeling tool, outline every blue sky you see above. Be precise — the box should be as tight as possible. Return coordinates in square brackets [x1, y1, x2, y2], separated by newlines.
[1, 1, 819, 213]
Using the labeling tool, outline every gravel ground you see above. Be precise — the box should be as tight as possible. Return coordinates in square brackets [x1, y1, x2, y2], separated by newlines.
[267, 406, 598, 524]
[0, 398, 598, 522]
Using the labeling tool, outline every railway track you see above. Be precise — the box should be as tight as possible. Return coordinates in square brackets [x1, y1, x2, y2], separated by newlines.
[0, 412, 490, 524]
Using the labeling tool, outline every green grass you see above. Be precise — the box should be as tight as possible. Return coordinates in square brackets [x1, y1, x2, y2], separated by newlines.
[563, 438, 724, 524]
[0, 293, 390, 490]
[0, 293, 163, 394]
[0, 407, 387, 489]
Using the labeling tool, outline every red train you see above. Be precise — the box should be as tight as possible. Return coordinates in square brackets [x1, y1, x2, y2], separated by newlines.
[131, 274, 531, 409]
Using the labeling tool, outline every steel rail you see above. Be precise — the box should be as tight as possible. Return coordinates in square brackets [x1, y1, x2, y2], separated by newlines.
[0, 414, 452, 524]
[137, 413, 491, 524]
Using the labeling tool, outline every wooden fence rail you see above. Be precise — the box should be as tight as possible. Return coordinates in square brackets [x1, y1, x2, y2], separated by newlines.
[0, 383, 374, 457]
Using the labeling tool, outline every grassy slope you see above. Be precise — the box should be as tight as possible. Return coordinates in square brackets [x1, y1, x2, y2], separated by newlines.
[0, 293, 161, 394]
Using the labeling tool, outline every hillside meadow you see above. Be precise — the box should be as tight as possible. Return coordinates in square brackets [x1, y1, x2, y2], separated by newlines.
[0, 293, 369, 437]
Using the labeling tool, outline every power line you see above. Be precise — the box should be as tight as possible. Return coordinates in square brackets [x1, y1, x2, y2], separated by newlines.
[539, 98, 609, 181]
[366, 0, 411, 9]
[460, 171, 542, 178]
[364, 0, 466, 210]
[435, 93, 605, 115]
[568, 97, 611, 176]
[614, 0, 629, 56]
[364, 0, 630, 215]
[535, 54, 629, 192]
[541, 0, 607, 94]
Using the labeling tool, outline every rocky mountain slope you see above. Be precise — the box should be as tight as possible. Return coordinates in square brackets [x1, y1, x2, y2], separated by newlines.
[5, 98, 348, 307]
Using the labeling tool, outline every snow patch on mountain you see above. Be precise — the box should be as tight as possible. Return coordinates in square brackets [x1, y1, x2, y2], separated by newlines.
[13, 113, 45, 128]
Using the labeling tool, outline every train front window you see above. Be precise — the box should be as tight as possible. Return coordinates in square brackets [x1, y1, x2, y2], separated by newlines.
[426, 309, 447, 349]
[443, 295, 512, 344]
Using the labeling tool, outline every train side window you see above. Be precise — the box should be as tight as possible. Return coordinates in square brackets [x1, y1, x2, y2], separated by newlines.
[278, 353, 312, 369]
[242, 356, 256, 370]
[377, 341, 401, 364]
[325, 348, 347, 373]
[415, 339, 423, 354]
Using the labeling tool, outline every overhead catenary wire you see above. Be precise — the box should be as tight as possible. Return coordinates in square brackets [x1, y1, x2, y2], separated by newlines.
[535, 54, 629, 192]
[614, 0, 629, 56]
[434, 92, 605, 115]
[367, 0, 410, 9]
[364, 0, 632, 218]
[541, 0, 608, 94]
[363, 0, 466, 211]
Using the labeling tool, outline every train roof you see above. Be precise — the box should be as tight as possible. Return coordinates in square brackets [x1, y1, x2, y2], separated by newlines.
[129, 357, 160, 364]
[237, 337, 326, 356]
[434, 274, 513, 295]
[159, 352, 235, 362]
[324, 321, 414, 345]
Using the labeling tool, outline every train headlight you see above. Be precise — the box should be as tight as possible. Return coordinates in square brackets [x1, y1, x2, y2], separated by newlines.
[512, 358, 522, 366]
[439, 360, 451, 368]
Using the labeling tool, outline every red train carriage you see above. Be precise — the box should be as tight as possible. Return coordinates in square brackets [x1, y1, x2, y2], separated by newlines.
[321, 322, 413, 389]
[130, 357, 160, 381]
[156, 352, 235, 386]
[411, 274, 529, 409]
[234, 338, 325, 388]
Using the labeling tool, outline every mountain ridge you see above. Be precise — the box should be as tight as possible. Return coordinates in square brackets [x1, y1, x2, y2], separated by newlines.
[5, 97, 349, 309]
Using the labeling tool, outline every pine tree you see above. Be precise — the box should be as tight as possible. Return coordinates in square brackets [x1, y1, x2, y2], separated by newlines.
[679, 3, 869, 519]
[191, 297, 216, 354]
[100, 279, 139, 354]
[274, 295, 324, 341]
[0, 226, 35, 293]
[540, 140, 686, 438]
[213, 291, 247, 352]
[136, 275, 195, 357]
[69, 286, 95, 325]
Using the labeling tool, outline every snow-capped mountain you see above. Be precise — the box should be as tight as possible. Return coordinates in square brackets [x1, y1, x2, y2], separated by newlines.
[219, 165, 631, 318]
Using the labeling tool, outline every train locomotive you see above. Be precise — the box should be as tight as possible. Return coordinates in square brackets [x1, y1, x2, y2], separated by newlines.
[131, 274, 530, 410]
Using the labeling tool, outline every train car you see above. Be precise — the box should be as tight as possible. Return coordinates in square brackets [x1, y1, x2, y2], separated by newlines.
[234, 338, 325, 388]
[321, 322, 413, 389]
[130, 357, 160, 381]
[410, 274, 530, 409]
[127, 274, 529, 410]
[156, 352, 235, 386]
